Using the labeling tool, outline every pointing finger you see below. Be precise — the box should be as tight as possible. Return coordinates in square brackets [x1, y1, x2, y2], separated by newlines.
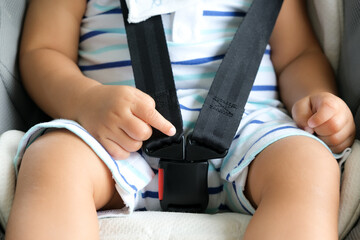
[132, 101, 176, 137]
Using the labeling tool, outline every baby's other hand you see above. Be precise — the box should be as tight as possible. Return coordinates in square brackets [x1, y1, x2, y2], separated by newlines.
[76, 85, 176, 159]
[292, 92, 355, 153]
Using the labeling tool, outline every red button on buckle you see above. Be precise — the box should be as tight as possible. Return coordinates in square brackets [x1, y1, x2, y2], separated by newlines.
[158, 168, 164, 201]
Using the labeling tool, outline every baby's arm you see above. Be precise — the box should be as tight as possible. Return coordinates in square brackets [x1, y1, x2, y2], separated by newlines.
[20, 0, 175, 159]
[269, 0, 355, 153]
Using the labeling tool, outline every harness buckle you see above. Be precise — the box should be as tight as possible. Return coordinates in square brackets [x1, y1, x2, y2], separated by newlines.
[158, 159, 209, 212]
[152, 133, 228, 212]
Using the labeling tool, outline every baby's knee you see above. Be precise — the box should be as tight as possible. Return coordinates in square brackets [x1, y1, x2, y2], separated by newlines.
[285, 137, 339, 185]
[19, 129, 109, 189]
[292, 136, 340, 181]
[17, 129, 117, 210]
[22, 130, 90, 172]
[269, 136, 339, 178]
[246, 136, 340, 206]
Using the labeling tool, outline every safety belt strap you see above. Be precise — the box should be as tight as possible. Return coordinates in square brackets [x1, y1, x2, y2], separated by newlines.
[120, 0, 283, 160]
[119, 0, 184, 160]
[121, 0, 282, 212]
[191, 0, 283, 154]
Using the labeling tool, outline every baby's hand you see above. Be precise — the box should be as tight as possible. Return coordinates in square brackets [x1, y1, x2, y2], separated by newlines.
[292, 92, 355, 153]
[76, 85, 176, 159]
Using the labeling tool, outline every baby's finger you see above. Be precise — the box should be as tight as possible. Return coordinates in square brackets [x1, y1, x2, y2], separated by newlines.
[312, 114, 346, 137]
[292, 97, 314, 132]
[326, 135, 355, 154]
[132, 101, 176, 137]
[101, 128, 143, 153]
[113, 129, 143, 152]
[317, 123, 353, 149]
[308, 96, 337, 128]
[102, 138, 130, 160]
[121, 115, 153, 141]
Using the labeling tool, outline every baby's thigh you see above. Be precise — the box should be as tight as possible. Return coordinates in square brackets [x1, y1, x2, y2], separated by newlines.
[19, 129, 118, 210]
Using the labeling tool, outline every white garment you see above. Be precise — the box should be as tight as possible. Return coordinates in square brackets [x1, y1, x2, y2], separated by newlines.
[125, 0, 197, 23]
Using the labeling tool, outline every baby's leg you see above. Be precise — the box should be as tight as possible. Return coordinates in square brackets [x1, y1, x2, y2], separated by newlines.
[6, 130, 123, 240]
[243, 136, 340, 240]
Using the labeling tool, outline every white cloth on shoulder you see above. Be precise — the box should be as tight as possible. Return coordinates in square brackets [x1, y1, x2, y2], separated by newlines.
[124, 0, 197, 23]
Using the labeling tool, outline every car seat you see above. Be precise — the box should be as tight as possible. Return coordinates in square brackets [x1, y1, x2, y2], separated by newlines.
[1, 0, 360, 239]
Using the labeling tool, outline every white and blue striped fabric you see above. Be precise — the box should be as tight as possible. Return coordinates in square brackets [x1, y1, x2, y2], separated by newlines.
[14, 0, 334, 215]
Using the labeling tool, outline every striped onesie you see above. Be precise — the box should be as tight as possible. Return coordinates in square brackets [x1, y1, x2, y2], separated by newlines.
[14, 0, 335, 215]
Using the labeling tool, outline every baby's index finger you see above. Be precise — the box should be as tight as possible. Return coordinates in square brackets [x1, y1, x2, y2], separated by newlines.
[134, 104, 176, 137]
[148, 110, 176, 136]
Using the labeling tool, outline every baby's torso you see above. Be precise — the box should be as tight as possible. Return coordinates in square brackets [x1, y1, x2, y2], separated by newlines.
[79, 0, 279, 132]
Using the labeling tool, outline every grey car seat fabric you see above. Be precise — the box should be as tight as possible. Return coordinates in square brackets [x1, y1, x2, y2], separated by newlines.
[1, 0, 360, 238]
[341, 0, 360, 239]
[339, 0, 360, 139]
[0, 0, 49, 135]
[346, 220, 360, 240]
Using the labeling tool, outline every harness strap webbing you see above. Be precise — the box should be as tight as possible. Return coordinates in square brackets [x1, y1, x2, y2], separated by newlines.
[120, 0, 283, 212]
[190, 0, 283, 153]
[120, 0, 283, 159]
[120, 0, 184, 156]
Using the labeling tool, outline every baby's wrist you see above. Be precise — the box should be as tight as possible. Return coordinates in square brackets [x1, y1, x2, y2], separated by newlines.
[69, 78, 101, 122]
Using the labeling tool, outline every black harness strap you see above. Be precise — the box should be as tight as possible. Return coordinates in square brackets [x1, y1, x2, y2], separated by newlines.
[190, 0, 283, 155]
[120, 0, 283, 211]
[120, 0, 184, 159]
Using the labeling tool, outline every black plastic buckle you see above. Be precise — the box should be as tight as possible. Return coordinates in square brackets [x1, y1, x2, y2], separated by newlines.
[145, 134, 228, 212]
[158, 160, 209, 212]
[145, 134, 228, 162]
[144, 136, 184, 161]
[186, 133, 228, 161]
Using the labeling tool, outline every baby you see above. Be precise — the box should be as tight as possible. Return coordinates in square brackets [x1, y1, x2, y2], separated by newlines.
[6, 0, 355, 239]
